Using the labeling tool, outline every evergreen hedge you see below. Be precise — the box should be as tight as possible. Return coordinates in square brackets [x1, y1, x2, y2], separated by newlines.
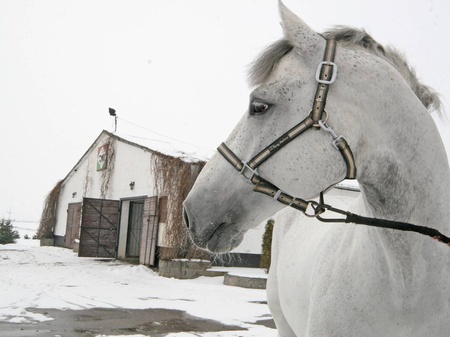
[0, 218, 20, 244]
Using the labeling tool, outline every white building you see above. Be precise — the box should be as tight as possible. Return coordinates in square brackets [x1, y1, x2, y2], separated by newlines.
[49, 130, 206, 266]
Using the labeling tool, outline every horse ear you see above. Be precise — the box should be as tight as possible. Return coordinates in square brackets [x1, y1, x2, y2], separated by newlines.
[279, 1, 323, 55]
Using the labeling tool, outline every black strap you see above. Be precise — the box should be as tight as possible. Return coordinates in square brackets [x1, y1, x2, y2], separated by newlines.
[345, 212, 450, 245]
[315, 203, 450, 247]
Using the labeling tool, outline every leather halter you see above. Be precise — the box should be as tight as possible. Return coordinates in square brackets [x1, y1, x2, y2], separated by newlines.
[217, 38, 356, 216]
[215, 39, 450, 247]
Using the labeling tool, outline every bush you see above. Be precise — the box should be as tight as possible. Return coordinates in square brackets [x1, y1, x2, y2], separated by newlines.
[38, 180, 62, 239]
[0, 218, 20, 244]
[260, 219, 274, 272]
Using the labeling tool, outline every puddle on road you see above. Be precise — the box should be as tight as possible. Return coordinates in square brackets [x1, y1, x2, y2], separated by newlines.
[0, 307, 261, 337]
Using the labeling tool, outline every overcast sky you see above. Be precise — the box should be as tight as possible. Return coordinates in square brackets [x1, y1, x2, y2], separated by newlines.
[1, 0, 449, 222]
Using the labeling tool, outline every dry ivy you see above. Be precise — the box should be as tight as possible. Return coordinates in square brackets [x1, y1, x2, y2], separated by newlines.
[37, 180, 63, 239]
[100, 137, 115, 199]
[151, 152, 207, 260]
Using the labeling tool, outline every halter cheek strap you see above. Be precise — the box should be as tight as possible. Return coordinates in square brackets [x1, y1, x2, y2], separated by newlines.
[218, 38, 356, 214]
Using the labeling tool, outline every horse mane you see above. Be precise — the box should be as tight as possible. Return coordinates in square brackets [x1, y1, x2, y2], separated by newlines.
[248, 27, 441, 113]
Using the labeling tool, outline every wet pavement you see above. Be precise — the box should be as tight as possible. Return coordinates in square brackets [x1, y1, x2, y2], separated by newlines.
[0, 307, 275, 337]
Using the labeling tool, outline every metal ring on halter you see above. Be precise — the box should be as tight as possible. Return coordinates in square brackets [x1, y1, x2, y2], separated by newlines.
[304, 200, 320, 217]
[312, 109, 328, 128]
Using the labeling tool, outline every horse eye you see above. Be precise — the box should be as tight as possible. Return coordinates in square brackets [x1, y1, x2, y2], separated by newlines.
[250, 101, 270, 116]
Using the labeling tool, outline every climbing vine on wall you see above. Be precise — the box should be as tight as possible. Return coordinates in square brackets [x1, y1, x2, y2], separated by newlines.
[82, 156, 92, 197]
[151, 152, 206, 260]
[37, 180, 63, 239]
[99, 137, 116, 199]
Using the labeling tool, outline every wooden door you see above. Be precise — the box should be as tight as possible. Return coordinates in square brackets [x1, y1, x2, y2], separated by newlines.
[78, 198, 119, 258]
[64, 202, 82, 249]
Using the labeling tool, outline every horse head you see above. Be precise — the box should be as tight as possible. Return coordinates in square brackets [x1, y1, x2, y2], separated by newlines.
[183, 1, 444, 253]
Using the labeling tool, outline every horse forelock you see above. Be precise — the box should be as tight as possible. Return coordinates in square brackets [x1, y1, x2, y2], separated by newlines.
[248, 39, 294, 88]
[248, 27, 442, 115]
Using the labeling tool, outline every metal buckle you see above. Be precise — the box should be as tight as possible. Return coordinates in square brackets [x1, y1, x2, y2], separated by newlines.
[316, 61, 337, 84]
[332, 135, 345, 150]
[239, 161, 259, 181]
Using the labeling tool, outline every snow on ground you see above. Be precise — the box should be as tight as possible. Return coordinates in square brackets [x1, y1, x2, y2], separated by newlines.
[0, 240, 276, 337]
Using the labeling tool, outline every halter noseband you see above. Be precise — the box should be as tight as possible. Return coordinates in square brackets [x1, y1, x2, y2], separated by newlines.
[218, 38, 356, 216]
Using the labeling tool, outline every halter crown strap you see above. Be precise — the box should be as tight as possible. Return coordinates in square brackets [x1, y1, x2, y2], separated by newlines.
[312, 38, 337, 123]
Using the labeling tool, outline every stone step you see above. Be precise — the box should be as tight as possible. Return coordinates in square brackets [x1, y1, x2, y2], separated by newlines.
[158, 259, 212, 279]
[203, 269, 229, 277]
[223, 273, 267, 289]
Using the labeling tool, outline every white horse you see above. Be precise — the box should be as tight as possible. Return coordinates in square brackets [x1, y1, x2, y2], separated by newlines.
[183, 2, 450, 336]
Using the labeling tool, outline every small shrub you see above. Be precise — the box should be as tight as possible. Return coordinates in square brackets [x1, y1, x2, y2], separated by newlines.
[24, 234, 30, 239]
[0, 218, 20, 244]
[260, 219, 274, 272]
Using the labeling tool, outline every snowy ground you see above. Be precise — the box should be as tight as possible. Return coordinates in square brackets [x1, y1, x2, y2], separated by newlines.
[0, 239, 276, 337]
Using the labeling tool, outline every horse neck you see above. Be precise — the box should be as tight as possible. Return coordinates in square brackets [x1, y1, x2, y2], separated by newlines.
[357, 113, 450, 236]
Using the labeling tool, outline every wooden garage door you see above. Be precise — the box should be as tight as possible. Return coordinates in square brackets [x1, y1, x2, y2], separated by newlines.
[78, 198, 119, 258]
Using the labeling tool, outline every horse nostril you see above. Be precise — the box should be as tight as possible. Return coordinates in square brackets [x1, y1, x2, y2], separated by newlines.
[183, 208, 190, 229]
